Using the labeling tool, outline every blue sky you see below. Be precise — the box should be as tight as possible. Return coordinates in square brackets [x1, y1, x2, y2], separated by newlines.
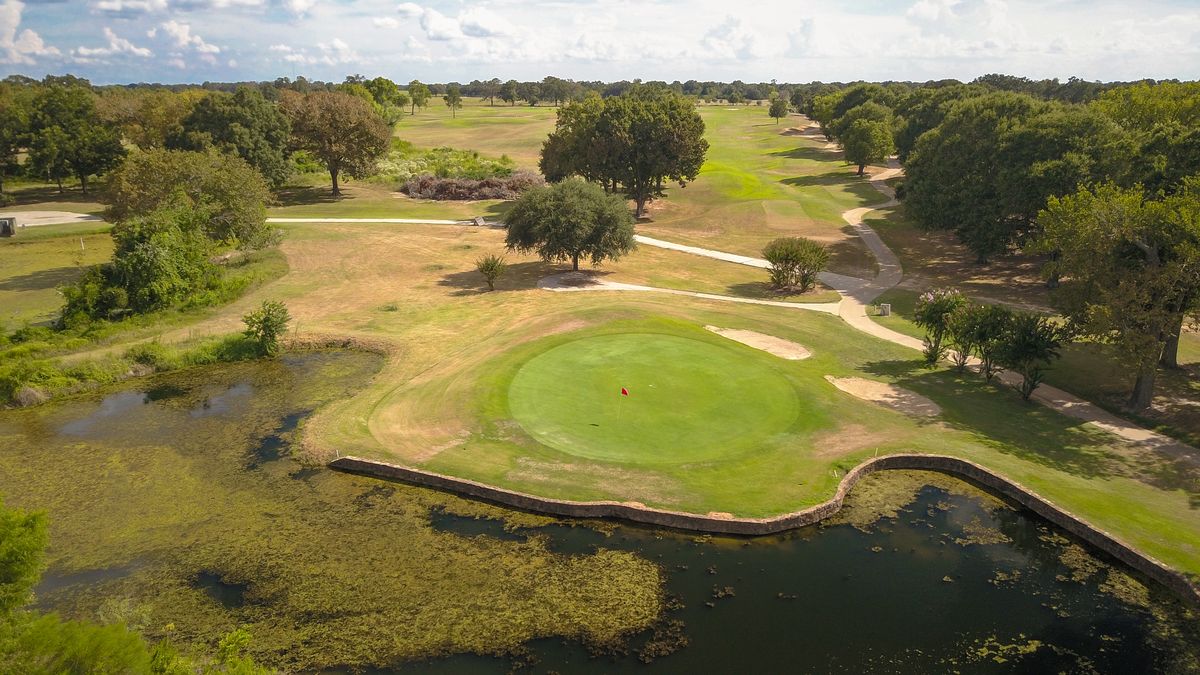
[2, 0, 1199, 84]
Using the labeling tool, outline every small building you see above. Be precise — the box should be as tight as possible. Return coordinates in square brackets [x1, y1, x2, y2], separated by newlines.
[0, 216, 16, 237]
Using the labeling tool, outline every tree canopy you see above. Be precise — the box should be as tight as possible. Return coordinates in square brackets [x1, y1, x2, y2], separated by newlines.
[281, 90, 391, 195]
[104, 148, 273, 249]
[539, 86, 708, 217]
[1035, 180, 1200, 409]
[26, 84, 125, 194]
[167, 87, 292, 187]
[505, 178, 636, 271]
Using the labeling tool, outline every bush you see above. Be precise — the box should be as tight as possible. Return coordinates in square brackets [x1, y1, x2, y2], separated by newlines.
[475, 254, 507, 291]
[998, 312, 1062, 400]
[376, 142, 516, 184]
[913, 289, 968, 365]
[762, 237, 829, 292]
[242, 300, 291, 356]
[401, 171, 544, 201]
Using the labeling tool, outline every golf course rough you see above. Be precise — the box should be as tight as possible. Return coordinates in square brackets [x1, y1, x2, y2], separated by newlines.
[507, 331, 805, 464]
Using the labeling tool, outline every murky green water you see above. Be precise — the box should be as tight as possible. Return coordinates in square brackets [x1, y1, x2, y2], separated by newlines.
[1, 353, 1196, 673]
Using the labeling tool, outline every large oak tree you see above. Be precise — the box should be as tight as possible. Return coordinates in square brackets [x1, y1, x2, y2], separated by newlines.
[281, 91, 391, 196]
[505, 178, 635, 271]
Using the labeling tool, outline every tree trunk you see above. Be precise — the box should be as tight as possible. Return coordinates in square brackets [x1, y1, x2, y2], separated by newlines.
[1128, 370, 1157, 411]
[1160, 317, 1183, 369]
[635, 196, 647, 219]
[857, 163, 865, 176]
[56, 176, 63, 193]
[571, 253, 579, 271]
[79, 174, 88, 195]
[330, 168, 341, 196]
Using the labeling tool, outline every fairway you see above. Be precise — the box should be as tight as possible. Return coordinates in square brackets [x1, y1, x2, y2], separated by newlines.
[507, 332, 800, 464]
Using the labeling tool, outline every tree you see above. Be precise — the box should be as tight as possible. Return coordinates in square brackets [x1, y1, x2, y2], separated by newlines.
[505, 178, 635, 271]
[104, 148, 273, 249]
[0, 84, 30, 196]
[903, 92, 1046, 262]
[841, 118, 894, 175]
[281, 91, 391, 196]
[475, 254, 507, 291]
[518, 82, 542, 106]
[167, 87, 292, 187]
[997, 312, 1063, 400]
[1035, 181, 1200, 410]
[443, 83, 463, 118]
[768, 96, 789, 124]
[762, 237, 829, 292]
[913, 289, 969, 365]
[500, 80, 519, 106]
[243, 300, 291, 356]
[960, 303, 1012, 381]
[540, 86, 707, 217]
[27, 85, 125, 194]
[407, 80, 431, 114]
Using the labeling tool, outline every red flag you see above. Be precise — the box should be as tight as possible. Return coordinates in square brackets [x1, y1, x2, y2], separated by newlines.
[621, 387, 629, 396]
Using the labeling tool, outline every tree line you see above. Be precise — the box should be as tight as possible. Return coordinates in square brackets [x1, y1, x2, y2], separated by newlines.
[810, 79, 1200, 412]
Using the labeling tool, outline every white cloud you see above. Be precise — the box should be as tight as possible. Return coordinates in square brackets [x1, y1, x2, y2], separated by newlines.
[698, 16, 764, 61]
[90, 0, 167, 16]
[419, 8, 463, 40]
[1, 0, 61, 64]
[160, 19, 220, 53]
[284, 0, 316, 16]
[272, 36, 364, 65]
[395, 2, 421, 18]
[459, 7, 515, 38]
[372, 16, 399, 29]
[73, 27, 152, 59]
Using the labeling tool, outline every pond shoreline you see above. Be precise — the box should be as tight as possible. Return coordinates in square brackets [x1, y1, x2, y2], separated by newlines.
[330, 452, 1200, 608]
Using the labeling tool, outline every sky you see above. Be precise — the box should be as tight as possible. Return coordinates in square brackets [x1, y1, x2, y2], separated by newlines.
[1, 0, 1199, 85]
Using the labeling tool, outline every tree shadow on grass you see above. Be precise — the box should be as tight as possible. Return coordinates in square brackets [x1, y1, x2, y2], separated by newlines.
[437, 260, 583, 296]
[859, 359, 1200, 501]
[6, 184, 100, 207]
[769, 145, 834, 162]
[0, 266, 84, 292]
[273, 185, 341, 208]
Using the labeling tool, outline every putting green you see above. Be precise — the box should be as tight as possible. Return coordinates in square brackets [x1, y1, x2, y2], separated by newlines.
[507, 332, 801, 464]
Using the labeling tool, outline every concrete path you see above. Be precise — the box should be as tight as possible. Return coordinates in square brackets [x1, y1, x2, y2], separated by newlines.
[267, 217, 469, 225]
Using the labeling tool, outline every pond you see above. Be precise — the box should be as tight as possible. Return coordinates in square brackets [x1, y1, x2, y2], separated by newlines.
[0, 352, 1195, 673]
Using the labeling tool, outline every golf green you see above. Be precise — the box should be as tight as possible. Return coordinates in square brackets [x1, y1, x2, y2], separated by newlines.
[507, 333, 801, 464]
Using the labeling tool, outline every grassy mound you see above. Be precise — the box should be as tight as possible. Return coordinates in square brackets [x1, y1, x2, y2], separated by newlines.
[508, 332, 801, 464]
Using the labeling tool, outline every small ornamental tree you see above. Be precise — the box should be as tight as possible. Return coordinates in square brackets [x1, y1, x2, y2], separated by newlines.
[997, 312, 1063, 400]
[913, 289, 968, 365]
[969, 304, 1013, 381]
[243, 300, 291, 356]
[945, 306, 978, 372]
[762, 237, 829, 293]
[476, 254, 507, 291]
[505, 178, 635, 271]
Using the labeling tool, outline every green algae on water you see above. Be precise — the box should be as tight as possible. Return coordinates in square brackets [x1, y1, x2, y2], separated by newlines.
[0, 352, 663, 671]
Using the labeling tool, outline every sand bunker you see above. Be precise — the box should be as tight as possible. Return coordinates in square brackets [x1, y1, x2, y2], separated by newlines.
[823, 376, 941, 417]
[705, 326, 811, 360]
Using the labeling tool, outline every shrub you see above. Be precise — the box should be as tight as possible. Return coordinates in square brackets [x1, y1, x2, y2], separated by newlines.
[242, 300, 291, 356]
[998, 312, 1062, 400]
[913, 289, 968, 365]
[475, 254, 507, 291]
[376, 142, 516, 184]
[401, 171, 544, 201]
[761, 237, 829, 293]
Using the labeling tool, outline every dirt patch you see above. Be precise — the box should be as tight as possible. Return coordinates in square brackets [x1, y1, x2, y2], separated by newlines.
[811, 423, 895, 458]
[705, 326, 811, 360]
[823, 376, 941, 417]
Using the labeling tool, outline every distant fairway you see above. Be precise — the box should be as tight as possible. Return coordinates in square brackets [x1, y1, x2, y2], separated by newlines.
[508, 332, 801, 464]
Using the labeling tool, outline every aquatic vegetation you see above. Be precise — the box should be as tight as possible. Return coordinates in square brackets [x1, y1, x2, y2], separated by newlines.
[0, 353, 662, 671]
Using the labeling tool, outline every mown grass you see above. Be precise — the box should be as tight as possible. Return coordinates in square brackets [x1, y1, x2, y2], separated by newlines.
[0, 227, 114, 327]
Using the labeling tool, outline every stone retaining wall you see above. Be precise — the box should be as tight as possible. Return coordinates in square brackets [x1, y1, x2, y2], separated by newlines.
[329, 454, 1200, 606]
